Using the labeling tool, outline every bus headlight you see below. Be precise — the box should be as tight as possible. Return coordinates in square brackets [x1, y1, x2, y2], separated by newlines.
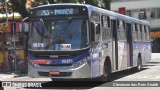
[73, 57, 90, 68]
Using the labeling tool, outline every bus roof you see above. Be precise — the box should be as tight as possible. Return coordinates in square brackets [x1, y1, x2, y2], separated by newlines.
[30, 3, 149, 25]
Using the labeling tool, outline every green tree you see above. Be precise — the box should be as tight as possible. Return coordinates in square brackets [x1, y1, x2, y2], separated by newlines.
[0, 0, 12, 14]
[86, 0, 98, 6]
[62, 0, 70, 3]
[10, 0, 28, 19]
[0, 0, 110, 19]
[103, 0, 111, 10]
[48, 0, 56, 4]
[8, 0, 48, 19]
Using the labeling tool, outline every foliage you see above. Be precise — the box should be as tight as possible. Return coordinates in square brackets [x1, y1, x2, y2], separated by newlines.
[47, 0, 56, 4]
[29, 0, 48, 8]
[86, 0, 98, 6]
[0, 0, 111, 19]
[0, 0, 12, 14]
[9, 0, 28, 18]
[103, 0, 111, 10]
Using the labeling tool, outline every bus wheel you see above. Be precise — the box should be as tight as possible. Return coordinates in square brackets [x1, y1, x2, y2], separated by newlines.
[136, 56, 142, 71]
[100, 60, 111, 82]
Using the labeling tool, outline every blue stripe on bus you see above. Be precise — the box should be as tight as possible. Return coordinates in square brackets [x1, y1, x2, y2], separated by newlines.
[27, 50, 91, 65]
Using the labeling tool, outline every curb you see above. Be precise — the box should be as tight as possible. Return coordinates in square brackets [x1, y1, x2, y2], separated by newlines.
[14, 74, 27, 78]
[0, 74, 17, 80]
[0, 73, 27, 80]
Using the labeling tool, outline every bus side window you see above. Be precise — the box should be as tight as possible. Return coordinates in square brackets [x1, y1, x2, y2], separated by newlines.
[126, 23, 132, 42]
[137, 24, 141, 41]
[123, 20, 126, 30]
[90, 22, 100, 49]
[132, 23, 136, 41]
[101, 15, 110, 41]
[118, 20, 126, 41]
[90, 22, 100, 42]
[102, 16, 108, 28]
[117, 19, 120, 29]
[91, 22, 95, 41]
[112, 20, 117, 40]
[139, 24, 143, 41]
[146, 26, 150, 41]
[91, 11, 100, 42]
[95, 24, 100, 41]
[123, 20, 126, 40]
[107, 16, 110, 28]
[148, 26, 151, 41]
[144, 25, 147, 41]
[142, 25, 146, 41]
[136, 24, 139, 41]
[135, 23, 138, 41]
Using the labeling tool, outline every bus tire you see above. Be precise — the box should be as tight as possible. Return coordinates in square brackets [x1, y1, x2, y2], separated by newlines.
[136, 56, 142, 71]
[99, 60, 111, 82]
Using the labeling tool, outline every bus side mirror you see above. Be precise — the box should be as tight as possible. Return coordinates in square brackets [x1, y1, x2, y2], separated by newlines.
[22, 23, 28, 40]
[91, 22, 95, 41]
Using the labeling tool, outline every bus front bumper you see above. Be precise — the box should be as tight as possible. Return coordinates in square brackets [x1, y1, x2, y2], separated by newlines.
[28, 63, 92, 79]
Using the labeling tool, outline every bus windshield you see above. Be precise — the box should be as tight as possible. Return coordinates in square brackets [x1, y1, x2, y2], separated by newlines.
[28, 18, 88, 50]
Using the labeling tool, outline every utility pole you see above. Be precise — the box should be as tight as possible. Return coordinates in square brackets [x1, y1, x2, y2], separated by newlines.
[12, 4, 17, 74]
[4, 0, 8, 22]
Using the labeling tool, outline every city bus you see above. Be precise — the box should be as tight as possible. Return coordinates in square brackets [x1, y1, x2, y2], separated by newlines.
[27, 3, 151, 81]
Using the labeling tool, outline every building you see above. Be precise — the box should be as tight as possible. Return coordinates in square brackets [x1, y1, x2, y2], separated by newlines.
[111, 0, 160, 52]
[0, 21, 28, 72]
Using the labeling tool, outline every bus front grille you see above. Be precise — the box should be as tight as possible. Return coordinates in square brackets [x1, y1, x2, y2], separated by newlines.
[39, 64, 73, 67]
[38, 71, 72, 77]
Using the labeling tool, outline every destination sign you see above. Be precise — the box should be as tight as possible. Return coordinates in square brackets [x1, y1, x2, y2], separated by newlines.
[55, 9, 74, 15]
[30, 7, 87, 17]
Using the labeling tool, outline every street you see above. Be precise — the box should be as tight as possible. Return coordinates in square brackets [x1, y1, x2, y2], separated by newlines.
[1, 53, 160, 90]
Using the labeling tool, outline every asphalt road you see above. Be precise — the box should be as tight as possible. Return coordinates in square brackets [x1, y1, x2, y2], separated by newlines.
[2, 53, 160, 90]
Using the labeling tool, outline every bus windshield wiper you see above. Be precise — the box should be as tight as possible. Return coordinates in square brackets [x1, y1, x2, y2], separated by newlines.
[39, 18, 49, 49]
[40, 18, 49, 34]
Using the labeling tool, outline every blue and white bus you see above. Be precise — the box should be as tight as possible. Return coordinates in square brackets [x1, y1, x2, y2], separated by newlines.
[27, 3, 151, 81]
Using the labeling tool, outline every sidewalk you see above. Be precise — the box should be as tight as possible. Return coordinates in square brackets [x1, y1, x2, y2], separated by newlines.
[151, 53, 160, 60]
[0, 73, 17, 81]
[0, 71, 27, 81]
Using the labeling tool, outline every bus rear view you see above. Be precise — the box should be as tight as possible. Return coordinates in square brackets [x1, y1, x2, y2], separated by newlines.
[28, 4, 91, 80]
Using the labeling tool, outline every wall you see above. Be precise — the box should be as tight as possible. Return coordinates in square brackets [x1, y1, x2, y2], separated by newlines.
[111, 0, 160, 11]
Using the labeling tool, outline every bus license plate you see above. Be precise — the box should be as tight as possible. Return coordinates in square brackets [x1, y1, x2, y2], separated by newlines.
[49, 70, 60, 75]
